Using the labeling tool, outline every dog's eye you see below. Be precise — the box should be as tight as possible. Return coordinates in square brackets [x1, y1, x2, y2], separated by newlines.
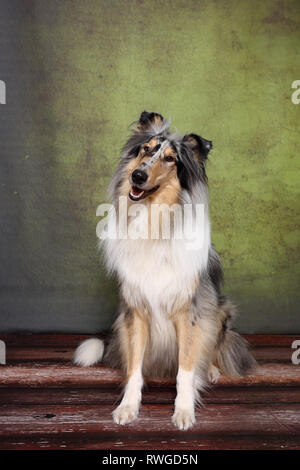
[144, 145, 150, 152]
[164, 155, 174, 162]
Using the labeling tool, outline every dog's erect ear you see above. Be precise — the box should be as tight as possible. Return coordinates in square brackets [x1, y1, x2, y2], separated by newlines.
[182, 133, 212, 161]
[137, 110, 164, 132]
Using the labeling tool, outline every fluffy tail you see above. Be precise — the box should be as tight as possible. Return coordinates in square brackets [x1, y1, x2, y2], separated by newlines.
[216, 298, 256, 376]
[73, 338, 105, 367]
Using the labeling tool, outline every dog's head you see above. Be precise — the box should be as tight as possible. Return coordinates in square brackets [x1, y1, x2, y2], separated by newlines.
[113, 111, 212, 203]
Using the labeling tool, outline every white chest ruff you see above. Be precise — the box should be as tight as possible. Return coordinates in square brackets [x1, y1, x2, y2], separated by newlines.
[104, 235, 210, 316]
[102, 194, 211, 314]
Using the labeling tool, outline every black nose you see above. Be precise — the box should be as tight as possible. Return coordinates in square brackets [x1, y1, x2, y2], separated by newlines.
[132, 169, 148, 185]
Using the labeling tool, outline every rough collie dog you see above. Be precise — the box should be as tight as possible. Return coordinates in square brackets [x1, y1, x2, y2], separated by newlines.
[74, 111, 255, 430]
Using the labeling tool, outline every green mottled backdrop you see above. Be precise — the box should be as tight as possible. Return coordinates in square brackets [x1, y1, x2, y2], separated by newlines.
[0, 0, 299, 332]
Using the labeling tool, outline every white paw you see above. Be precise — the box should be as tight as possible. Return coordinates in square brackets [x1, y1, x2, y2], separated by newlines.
[208, 364, 220, 384]
[172, 408, 195, 430]
[112, 405, 139, 425]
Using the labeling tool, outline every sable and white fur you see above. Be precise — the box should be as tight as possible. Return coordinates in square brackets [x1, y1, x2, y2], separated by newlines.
[74, 111, 255, 430]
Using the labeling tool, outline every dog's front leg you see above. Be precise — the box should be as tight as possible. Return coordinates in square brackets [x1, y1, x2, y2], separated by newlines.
[113, 310, 148, 425]
[172, 313, 216, 430]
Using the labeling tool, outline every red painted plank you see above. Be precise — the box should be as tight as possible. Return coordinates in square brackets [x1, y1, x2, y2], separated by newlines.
[0, 363, 122, 388]
[0, 334, 98, 348]
[243, 335, 300, 347]
[0, 404, 299, 444]
[7, 348, 74, 363]
[253, 347, 292, 362]
[0, 334, 299, 450]
[5, 346, 293, 363]
[1, 334, 299, 348]
[1, 434, 299, 450]
[0, 362, 299, 388]
[0, 386, 299, 406]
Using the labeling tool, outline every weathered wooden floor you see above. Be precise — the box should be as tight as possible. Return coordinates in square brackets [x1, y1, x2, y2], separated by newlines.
[0, 334, 299, 450]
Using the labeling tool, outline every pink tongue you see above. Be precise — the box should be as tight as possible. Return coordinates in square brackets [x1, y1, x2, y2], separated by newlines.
[132, 186, 143, 196]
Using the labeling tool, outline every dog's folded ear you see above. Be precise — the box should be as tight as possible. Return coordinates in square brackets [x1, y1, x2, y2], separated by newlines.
[137, 111, 164, 132]
[182, 133, 212, 161]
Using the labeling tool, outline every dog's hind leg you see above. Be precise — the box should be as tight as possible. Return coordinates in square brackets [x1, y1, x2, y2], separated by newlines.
[172, 312, 218, 430]
[112, 309, 148, 425]
[208, 363, 221, 383]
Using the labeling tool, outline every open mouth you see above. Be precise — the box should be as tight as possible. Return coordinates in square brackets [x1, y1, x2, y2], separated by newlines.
[129, 185, 159, 201]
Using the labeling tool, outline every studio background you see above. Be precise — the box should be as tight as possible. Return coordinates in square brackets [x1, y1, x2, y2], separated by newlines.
[0, 0, 299, 333]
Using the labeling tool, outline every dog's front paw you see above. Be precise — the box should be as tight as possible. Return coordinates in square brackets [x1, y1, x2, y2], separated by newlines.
[112, 405, 139, 425]
[208, 364, 220, 384]
[172, 408, 195, 430]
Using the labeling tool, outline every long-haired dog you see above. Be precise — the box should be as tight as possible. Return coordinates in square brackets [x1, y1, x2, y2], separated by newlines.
[74, 111, 255, 430]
